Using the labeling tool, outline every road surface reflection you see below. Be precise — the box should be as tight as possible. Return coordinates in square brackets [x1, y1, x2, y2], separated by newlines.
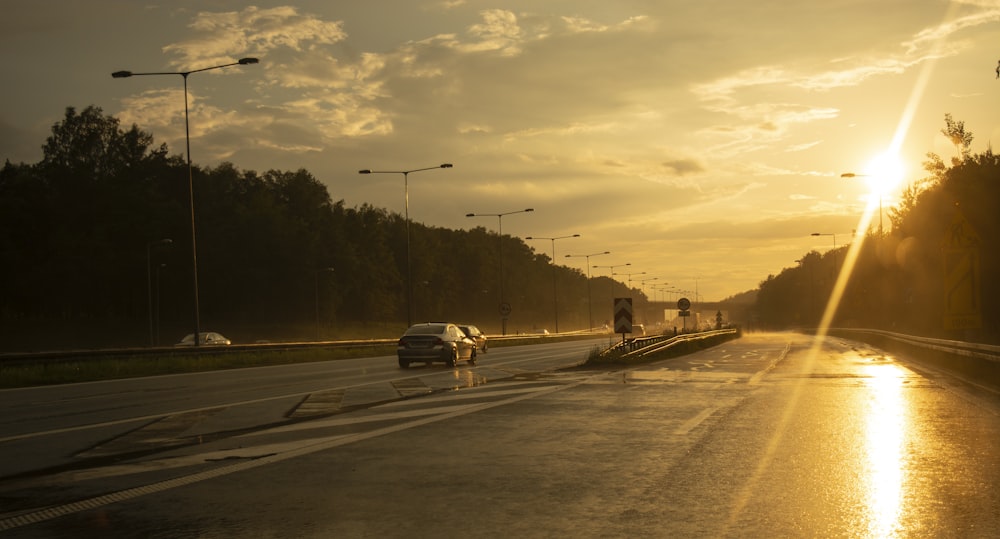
[863, 362, 908, 537]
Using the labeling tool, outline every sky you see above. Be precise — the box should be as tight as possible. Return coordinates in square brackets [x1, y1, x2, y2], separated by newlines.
[3, 1, 1000, 301]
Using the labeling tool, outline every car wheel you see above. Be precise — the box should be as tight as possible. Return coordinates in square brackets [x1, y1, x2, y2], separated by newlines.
[398, 358, 409, 369]
[445, 348, 457, 367]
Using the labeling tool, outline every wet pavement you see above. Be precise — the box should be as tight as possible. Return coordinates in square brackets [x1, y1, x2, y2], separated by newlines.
[2, 332, 999, 537]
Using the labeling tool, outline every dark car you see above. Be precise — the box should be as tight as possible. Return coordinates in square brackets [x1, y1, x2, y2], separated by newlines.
[175, 332, 231, 346]
[457, 324, 488, 353]
[397, 322, 477, 368]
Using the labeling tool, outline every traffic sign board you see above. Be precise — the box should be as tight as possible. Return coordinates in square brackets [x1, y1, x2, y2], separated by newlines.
[677, 297, 691, 311]
[499, 302, 512, 317]
[943, 209, 981, 330]
[614, 297, 633, 333]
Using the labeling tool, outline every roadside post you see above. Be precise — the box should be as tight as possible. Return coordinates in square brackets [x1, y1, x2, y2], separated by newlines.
[678, 297, 691, 331]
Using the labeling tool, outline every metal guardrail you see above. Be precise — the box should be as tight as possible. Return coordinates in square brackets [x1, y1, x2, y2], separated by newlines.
[0, 339, 399, 366]
[605, 329, 739, 359]
[826, 328, 1000, 364]
[0, 331, 610, 366]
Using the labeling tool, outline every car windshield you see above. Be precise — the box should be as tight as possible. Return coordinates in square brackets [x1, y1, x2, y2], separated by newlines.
[404, 324, 447, 336]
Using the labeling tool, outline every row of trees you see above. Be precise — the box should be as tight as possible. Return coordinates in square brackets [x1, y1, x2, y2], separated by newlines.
[5, 108, 992, 351]
[1, 107, 669, 351]
[753, 115, 999, 343]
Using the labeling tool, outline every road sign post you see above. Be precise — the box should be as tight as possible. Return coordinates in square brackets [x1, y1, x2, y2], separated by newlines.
[614, 297, 633, 346]
[677, 297, 691, 330]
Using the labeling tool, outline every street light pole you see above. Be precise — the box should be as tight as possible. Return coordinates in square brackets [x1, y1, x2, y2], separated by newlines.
[565, 251, 610, 331]
[359, 164, 453, 327]
[146, 238, 172, 346]
[525, 234, 580, 333]
[638, 276, 658, 295]
[114, 57, 259, 346]
[841, 172, 882, 238]
[593, 262, 631, 298]
[615, 271, 646, 293]
[811, 232, 838, 282]
[467, 208, 534, 335]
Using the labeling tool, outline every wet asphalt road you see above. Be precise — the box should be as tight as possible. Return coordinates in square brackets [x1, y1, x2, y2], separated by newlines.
[2, 332, 999, 537]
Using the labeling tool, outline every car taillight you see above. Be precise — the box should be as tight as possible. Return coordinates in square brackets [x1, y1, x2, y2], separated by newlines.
[398, 339, 405, 346]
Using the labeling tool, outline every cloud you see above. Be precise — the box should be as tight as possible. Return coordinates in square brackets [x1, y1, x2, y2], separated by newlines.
[661, 158, 704, 176]
[163, 6, 348, 68]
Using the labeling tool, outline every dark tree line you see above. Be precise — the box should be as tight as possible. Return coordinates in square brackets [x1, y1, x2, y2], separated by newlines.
[1, 106, 657, 351]
[753, 115, 1000, 343]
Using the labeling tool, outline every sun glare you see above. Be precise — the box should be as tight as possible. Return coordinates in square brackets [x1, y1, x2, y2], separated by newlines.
[863, 151, 905, 197]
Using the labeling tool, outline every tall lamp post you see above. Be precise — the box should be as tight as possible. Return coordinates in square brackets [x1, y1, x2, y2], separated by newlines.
[359, 164, 453, 327]
[615, 270, 646, 293]
[146, 238, 172, 346]
[594, 262, 631, 297]
[638, 276, 659, 295]
[114, 57, 259, 346]
[525, 233, 580, 333]
[466, 208, 534, 335]
[811, 232, 838, 282]
[841, 172, 883, 238]
[565, 251, 610, 331]
[593, 262, 630, 328]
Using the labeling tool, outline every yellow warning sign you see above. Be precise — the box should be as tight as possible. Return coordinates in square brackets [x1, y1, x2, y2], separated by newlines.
[943, 209, 981, 330]
[944, 208, 980, 249]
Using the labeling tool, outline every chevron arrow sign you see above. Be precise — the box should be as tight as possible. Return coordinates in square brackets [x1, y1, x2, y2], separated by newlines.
[614, 297, 633, 334]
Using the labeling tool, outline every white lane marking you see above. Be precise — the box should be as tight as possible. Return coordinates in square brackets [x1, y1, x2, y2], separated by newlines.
[2, 345, 593, 444]
[0, 374, 595, 532]
[674, 407, 719, 436]
[747, 343, 791, 386]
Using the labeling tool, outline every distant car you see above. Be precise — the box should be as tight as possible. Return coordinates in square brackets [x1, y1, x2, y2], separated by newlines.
[632, 324, 646, 336]
[534, 329, 550, 335]
[458, 324, 488, 353]
[397, 323, 477, 368]
[175, 332, 231, 346]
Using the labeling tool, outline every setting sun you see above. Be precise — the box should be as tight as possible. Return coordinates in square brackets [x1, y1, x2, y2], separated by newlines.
[864, 151, 906, 197]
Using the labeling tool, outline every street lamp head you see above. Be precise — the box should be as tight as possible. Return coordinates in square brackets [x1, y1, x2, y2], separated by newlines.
[358, 169, 372, 174]
[841, 172, 861, 178]
[572, 234, 581, 238]
[525, 208, 534, 212]
[440, 163, 453, 168]
[466, 213, 476, 217]
[111, 70, 133, 78]
[238, 57, 260, 65]
[811, 233, 821, 236]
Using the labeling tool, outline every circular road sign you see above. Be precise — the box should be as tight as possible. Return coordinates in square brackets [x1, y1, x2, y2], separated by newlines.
[677, 297, 691, 311]
[499, 302, 512, 316]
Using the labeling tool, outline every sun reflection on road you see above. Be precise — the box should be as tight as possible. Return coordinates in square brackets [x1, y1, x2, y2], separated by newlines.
[862, 363, 908, 538]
